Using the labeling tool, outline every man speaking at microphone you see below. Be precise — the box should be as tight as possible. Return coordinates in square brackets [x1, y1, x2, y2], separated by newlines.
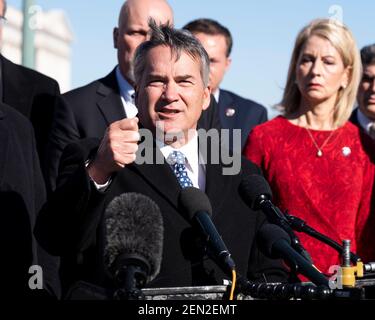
[35, 22, 287, 294]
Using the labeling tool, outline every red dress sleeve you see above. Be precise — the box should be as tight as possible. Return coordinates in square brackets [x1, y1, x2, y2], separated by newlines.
[243, 127, 265, 169]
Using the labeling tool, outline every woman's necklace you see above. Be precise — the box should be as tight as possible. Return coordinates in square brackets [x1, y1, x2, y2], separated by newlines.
[305, 127, 335, 157]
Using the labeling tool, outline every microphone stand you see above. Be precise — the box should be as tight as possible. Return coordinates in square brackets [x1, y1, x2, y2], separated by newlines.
[113, 264, 146, 300]
[259, 198, 314, 265]
[237, 276, 366, 300]
[112, 254, 149, 300]
[284, 212, 361, 264]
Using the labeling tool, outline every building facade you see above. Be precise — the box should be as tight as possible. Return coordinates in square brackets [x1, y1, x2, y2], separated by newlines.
[1, 5, 73, 93]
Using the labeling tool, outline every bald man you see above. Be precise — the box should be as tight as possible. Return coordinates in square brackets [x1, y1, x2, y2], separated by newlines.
[114, 0, 173, 85]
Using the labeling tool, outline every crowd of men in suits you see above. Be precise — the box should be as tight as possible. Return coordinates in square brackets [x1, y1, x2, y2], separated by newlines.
[1, 0, 375, 299]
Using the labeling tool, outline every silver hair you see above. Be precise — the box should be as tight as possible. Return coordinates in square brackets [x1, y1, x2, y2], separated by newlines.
[133, 19, 210, 87]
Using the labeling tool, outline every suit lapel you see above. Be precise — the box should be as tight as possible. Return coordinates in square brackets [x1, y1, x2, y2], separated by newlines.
[0, 107, 9, 185]
[200, 138, 228, 219]
[131, 143, 181, 209]
[96, 69, 126, 126]
[1, 55, 35, 117]
[218, 90, 237, 129]
[130, 138, 234, 218]
[205, 163, 227, 219]
[349, 108, 360, 127]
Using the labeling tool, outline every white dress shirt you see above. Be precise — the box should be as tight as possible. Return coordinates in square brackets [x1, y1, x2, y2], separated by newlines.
[213, 89, 220, 103]
[157, 132, 206, 191]
[115, 66, 138, 118]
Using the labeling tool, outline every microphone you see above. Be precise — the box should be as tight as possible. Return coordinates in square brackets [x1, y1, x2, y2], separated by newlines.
[240, 174, 312, 263]
[104, 193, 163, 300]
[240, 174, 286, 224]
[257, 223, 329, 287]
[178, 187, 236, 275]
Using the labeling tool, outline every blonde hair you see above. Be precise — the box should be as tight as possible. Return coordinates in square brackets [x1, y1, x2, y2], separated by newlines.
[280, 19, 361, 127]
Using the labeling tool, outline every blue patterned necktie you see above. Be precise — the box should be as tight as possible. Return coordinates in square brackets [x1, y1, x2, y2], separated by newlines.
[167, 151, 194, 188]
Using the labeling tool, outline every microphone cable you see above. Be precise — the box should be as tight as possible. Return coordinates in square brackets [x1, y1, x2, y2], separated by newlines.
[229, 269, 237, 300]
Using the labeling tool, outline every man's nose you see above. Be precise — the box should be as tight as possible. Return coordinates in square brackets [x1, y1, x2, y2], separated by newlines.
[163, 82, 179, 102]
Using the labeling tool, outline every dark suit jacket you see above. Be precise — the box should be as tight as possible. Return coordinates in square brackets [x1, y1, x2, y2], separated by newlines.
[0, 103, 59, 298]
[349, 108, 360, 127]
[36, 138, 287, 296]
[47, 68, 221, 192]
[218, 89, 267, 152]
[1, 55, 61, 191]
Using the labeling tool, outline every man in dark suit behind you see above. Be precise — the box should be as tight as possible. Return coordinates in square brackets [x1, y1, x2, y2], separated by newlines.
[35, 22, 287, 296]
[47, 0, 220, 192]
[184, 19, 268, 152]
[0, 102, 59, 298]
[0, 0, 60, 189]
[350, 44, 375, 139]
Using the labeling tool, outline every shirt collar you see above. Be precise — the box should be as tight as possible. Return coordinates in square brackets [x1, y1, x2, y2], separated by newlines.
[213, 88, 220, 103]
[115, 66, 135, 102]
[357, 108, 374, 133]
[156, 131, 199, 171]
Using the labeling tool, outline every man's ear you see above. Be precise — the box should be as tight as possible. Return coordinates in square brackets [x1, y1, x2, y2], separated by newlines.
[202, 86, 211, 111]
[113, 27, 119, 49]
[225, 57, 232, 72]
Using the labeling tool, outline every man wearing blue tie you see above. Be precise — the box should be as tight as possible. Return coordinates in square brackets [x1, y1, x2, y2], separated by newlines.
[36, 22, 287, 295]
[47, 0, 220, 193]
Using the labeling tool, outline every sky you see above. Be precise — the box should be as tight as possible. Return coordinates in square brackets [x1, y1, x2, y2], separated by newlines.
[6, 0, 375, 117]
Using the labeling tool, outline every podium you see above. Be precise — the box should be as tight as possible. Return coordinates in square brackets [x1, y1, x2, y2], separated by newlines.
[65, 282, 248, 300]
[142, 285, 253, 300]
[65, 279, 375, 300]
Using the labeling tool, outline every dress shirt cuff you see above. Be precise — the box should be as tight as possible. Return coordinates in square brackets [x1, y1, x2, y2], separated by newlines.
[85, 160, 112, 191]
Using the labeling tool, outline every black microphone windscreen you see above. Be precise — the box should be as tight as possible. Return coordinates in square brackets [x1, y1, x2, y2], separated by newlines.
[240, 174, 273, 209]
[104, 193, 163, 281]
[178, 187, 212, 221]
[257, 223, 291, 258]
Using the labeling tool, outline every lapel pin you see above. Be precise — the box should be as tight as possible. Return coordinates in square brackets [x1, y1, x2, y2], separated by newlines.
[225, 108, 236, 117]
[342, 146, 351, 157]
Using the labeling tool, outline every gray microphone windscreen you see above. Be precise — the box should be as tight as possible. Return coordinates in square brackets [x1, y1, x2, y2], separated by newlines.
[104, 193, 163, 282]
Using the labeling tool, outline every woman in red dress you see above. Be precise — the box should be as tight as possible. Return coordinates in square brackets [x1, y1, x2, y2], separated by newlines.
[244, 19, 375, 275]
